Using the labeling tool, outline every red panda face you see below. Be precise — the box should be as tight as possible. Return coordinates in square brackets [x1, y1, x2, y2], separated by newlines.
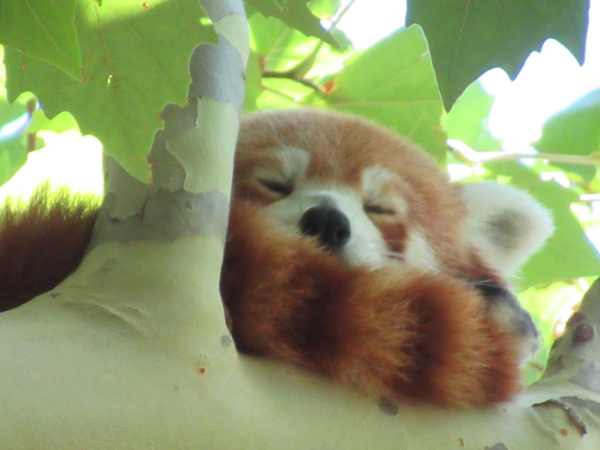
[234, 108, 468, 270]
[234, 108, 553, 284]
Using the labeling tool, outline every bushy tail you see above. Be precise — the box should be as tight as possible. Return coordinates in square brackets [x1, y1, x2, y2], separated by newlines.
[0, 184, 99, 312]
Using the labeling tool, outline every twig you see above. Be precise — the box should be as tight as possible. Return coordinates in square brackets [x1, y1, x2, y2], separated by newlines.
[447, 139, 600, 166]
[262, 71, 321, 90]
[261, 0, 357, 94]
[578, 194, 600, 203]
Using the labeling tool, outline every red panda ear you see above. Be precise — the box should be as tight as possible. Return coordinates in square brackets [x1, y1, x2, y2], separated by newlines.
[460, 181, 554, 277]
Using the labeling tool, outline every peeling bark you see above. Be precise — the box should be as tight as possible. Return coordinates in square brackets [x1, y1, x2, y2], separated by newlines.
[0, 1, 600, 448]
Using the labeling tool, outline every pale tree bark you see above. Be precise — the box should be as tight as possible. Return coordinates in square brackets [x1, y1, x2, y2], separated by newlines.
[1, 1, 600, 448]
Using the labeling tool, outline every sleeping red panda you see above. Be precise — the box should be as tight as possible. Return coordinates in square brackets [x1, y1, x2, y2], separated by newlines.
[0, 108, 553, 407]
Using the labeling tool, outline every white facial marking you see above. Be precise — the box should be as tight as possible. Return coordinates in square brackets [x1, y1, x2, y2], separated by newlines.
[266, 183, 389, 268]
[361, 166, 408, 216]
[253, 146, 310, 185]
[278, 146, 310, 181]
[403, 230, 438, 271]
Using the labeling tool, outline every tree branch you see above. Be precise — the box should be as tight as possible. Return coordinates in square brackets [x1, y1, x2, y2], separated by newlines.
[448, 139, 600, 166]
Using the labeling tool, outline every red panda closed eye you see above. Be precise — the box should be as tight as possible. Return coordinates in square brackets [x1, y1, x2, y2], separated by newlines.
[0, 108, 553, 407]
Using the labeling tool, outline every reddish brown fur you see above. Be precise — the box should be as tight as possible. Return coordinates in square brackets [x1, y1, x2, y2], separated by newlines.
[0, 185, 98, 312]
[223, 201, 520, 406]
[235, 110, 471, 267]
[0, 109, 525, 406]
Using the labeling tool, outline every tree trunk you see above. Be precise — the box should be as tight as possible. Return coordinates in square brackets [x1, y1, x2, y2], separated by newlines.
[0, 1, 599, 448]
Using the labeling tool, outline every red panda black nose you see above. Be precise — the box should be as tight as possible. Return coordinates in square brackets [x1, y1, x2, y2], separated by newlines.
[299, 205, 351, 251]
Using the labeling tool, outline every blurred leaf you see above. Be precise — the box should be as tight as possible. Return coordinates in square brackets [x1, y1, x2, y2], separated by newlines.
[29, 109, 79, 135]
[0, 96, 27, 131]
[0, 0, 82, 80]
[249, 12, 349, 76]
[0, 95, 31, 184]
[0, 132, 28, 186]
[322, 25, 446, 161]
[249, 11, 352, 111]
[443, 81, 501, 153]
[484, 160, 600, 289]
[247, 0, 336, 46]
[308, 0, 341, 18]
[4, 0, 216, 182]
[407, 0, 589, 109]
[244, 51, 263, 112]
[258, 77, 314, 109]
[535, 88, 600, 182]
[519, 281, 583, 384]
[250, 13, 320, 73]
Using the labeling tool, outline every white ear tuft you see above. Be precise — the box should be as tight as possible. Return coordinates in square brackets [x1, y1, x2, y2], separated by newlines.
[461, 181, 554, 276]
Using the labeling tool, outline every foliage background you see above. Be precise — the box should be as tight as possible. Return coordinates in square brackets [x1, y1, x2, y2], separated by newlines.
[1, 0, 599, 384]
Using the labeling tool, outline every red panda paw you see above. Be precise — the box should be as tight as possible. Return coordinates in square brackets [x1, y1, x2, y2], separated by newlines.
[471, 281, 540, 363]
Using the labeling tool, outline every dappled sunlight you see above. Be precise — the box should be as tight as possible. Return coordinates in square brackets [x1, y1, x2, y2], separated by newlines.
[0, 131, 102, 202]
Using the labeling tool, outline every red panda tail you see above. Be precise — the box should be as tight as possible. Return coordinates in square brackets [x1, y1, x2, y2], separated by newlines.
[0, 184, 99, 312]
[224, 200, 522, 406]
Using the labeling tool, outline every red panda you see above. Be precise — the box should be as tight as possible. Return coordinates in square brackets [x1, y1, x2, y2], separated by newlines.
[0, 108, 553, 407]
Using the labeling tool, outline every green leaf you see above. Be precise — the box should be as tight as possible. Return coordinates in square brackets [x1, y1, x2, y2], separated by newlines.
[0, 0, 82, 80]
[243, 51, 263, 112]
[535, 88, 600, 182]
[28, 109, 79, 135]
[0, 132, 28, 186]
[249, 11, 349, 76]
[248, 11, 351, 110]
[4, 0, 216, 182]
[322, 25, 446, 161]
[250, 12, 318, 73]
[308, 0, 341, 18]
[407, 0, 589, 110]
[483, 160, 600, 289]
[0, 95, 31, 185]
[443, 81, 501, 153]
[519, 281, 582, 384]
[247, 0, 337, 47]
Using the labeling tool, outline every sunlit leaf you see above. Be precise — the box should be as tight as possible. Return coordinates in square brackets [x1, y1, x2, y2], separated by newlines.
[243, 51, 263, 112]
[250, 13, 321, 73]
[0, 96, 30, 184]
[322, 25, 446, 161]
[535, 88, 600, 182]
[28, 109, 79, 135]
[247, 0, 336, 46]
[308, 0, 341, 18]
[519, 281, 583, 384]
[4, 0, 216, 182]
[249, 7, 349, 76]
[443, 81, 501, 153]
[407, 0, 589, 109]
[0, 0, 82, 79]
